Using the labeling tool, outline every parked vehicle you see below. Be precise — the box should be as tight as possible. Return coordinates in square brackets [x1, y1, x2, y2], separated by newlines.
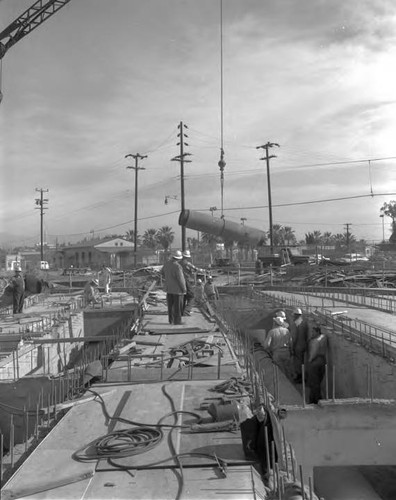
[339, 253, 369, 263]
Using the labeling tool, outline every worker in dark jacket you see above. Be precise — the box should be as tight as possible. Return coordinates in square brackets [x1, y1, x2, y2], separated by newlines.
[307, 325, 328, 404]
[180, 250, 206, 316]
[204, 276, 219, 305]
[161, 250, 186, 325]
[10, 266, 25, 314]
[290, 307, 309, 383]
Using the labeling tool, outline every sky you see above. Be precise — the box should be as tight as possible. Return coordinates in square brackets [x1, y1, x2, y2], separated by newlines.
[1, 0, 396, 248]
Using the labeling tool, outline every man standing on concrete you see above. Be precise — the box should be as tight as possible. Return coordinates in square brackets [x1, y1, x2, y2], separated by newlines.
[161, 250, 186, 325]
[307, 325, 328, 404]
[263, 316, 293, 378]
[290, 307, 309, 383]
[101, 265, 112, 294]
[10, 265, 25, 314]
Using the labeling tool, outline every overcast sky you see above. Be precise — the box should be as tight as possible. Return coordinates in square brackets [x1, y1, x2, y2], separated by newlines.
[1, 0, 396, 248]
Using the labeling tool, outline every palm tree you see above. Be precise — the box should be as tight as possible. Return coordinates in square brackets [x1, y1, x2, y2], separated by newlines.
[271, 224, 284, 246]
[187, 237, 200, 251]
[200, 232, 219, 248]
[305, 231, 322, 245]
[125, 229, 141, 246]
[322, 232, 333, 245]
[142, 228, 158, 249]
[283, 226, 296, 246]
[156, 226, 174, 250]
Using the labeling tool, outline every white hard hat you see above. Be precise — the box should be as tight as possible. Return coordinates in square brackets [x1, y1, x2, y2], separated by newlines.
[182, 250, 191, 258]
[172, 250, 183, 260]
[276, 310, 286, 319]
[92, 279, 99, 286]
[197, 279, 202, 284]
[293, 307, 302, 315]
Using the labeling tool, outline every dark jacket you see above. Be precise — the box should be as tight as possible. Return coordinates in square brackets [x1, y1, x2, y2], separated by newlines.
[162, 259, 186, 295]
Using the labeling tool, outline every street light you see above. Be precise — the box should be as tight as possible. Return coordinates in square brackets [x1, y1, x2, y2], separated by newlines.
[209, 206, 217, 218]
[165, 195, 178, 205]
[380, 214, 385, 243]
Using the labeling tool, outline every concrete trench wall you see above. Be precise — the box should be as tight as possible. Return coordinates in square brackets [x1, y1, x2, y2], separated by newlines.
[327, 328, 396, 399]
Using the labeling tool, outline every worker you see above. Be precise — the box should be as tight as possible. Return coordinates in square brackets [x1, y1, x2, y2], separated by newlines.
[84, 278, 100, 306]
[290, 307, 309, 383]
[275, 309, 289, 328]
[194, 278, 206, 305]
[204, 276, 219, 305]
[101, 265, 112, 294]
[263, 316, 293, 378]
[306, 325, 328, 404]
[161, 250, 186, 325]
[180, 250, 206, 316]
[10, 265, 25, 314]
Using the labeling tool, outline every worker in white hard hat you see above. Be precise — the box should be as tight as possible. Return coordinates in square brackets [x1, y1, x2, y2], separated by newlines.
[290, 307, 309, 383]
[161, 250, 186, 325]
[262, 316, 293, 378]
[275, 309, 289, 329]
[84, 278, 100, 307]
[180, 250, 208, 316]
[10, 265, 25, 314]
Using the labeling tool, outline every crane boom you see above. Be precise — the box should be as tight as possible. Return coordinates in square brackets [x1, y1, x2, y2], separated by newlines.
[0, 0, 72, 59]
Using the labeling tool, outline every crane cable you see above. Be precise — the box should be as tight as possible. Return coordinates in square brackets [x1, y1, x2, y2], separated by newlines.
[0, 58, 3, 104]
[218, 0, 226, 218]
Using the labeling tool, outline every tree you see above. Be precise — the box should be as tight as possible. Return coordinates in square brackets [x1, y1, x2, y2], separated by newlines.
[142, 229, 158, 249]
[380, 201, 396, 243]
[187, 237, 200, 251]
[125, 229, 141, 246]
[200, 232, 219, 249]
[322, 232, 333, 245]
[283, 226, 296, 246]
[305, 231, 322, 245]
[156, 226, 174, 250]
[271, 224, 284, 246]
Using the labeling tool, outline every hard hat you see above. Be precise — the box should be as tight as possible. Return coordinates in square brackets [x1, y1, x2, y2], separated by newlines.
[293, 307, 302, 315]
[273, 316, 284, 326]
[182, 250, 191, 258]
[14, 266, 22, 272]
[276, 310, 286, 319]
[197, 279, 202, 284]
[172, 250, 183, 260]
[92, 279, 99, 286]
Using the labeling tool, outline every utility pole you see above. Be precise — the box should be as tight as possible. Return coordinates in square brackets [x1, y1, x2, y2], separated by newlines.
[256, 142, 280, 254]
[125, 153, 147, 267]
[171, 121, 192, 252]
[344, 223, 352, 257]
[380, 214, 385, 243]
[35, 188, 49, 261]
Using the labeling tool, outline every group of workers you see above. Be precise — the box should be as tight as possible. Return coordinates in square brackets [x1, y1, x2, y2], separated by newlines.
[161, 249, 215, 325]
[262, 307, 328, 404]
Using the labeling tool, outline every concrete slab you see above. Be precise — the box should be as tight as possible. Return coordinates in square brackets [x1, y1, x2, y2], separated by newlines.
[2, 381, 259, 500]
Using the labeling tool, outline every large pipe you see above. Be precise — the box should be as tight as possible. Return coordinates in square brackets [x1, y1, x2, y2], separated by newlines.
[179, 210, 267, 246]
